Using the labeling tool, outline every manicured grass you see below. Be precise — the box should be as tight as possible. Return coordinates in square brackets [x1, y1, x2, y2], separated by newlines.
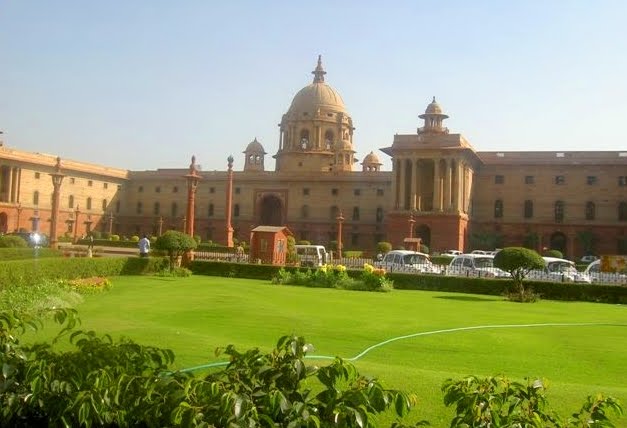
[29, 276, 627, 426]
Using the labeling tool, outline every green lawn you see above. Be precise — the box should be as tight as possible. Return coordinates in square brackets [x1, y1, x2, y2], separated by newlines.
[29, 275, 627, 426]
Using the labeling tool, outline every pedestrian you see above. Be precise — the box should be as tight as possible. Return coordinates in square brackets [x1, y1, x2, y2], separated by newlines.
[138, 234, 150, 257]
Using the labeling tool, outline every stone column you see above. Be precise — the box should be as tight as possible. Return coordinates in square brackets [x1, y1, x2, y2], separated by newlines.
[443, 158, 451, 211]
[225, 155, 234, 247]
[410, 158, 417, 210]
[73, 206, 80, 242]
[397, 158, 405, 210]
[184, 155, 200, 238]
[49, 157, 65, 248]
[465, 166, 474, 213]
[454, 159, 463, 211]
[6, 166, 13, 203]
[433, 159, 441, 211]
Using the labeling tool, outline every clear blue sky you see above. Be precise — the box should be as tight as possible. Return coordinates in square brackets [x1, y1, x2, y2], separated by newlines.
[1, 1, 626, 171]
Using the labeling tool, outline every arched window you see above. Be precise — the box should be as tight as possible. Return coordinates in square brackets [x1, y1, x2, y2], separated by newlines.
[136, 202, 143, 214]
[585, 201, 596, 220]
[619, 202, 627, 221]
[352, 206, 360, 221]
[524, 200, 533, 218]
[33, 191, 39, 206]
[300, 129, 310, 149]
[249, 154, 254, 163]
[555, 201, 564, 223]
[324, 130, 334, 150]
[208, 203, 214, 217]
[86, 197, 92, 210]
[376, 207, 384, 223]
[68, 195, 74, 208]
[153, 202, 160, 215]
[301, 205, 309, 219]
[102, 199, 107, 211]
[494, 199, 503, 218]
[234, 204, 240, 217]
[171, 202, 178, 218]
[330, 205, 339, 220]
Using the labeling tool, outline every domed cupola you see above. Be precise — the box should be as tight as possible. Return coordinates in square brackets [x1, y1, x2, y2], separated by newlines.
[418, 97, 449, 134]
[274, 56, 356, 173]
[243, 137, 266, 172]
[361, 151, 382, 172]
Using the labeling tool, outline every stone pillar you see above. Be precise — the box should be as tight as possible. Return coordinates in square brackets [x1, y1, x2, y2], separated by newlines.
[73, 206, 80, 242]
[184, 155, 200, 238]
[49, 157, 64, 248]
[336, 210, 344, 259]
[444, 158, 452, 211]
[6, 166, 13, 203]
[433, 158, 441, 211]
[454, 160, 463, 211]
[465, 166, 474, 213]
[398, 158, 406, 210]
[108, 212, 114, 235]
[225, 155, 234, 247]
[410, 158, 417, 210]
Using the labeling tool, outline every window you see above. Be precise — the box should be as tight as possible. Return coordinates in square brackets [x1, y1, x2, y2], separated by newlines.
[525, 175, 534, 184]
[138, 186, 144, 193]
[209, 187, 215, 194]
[234, 204, 240, 217]
[555, 201, 564, 223]
[86, 197, 92, 210]
[619, 202, 627, 221]
[376, 207, 384, 223]
[103, 182, 108, 189]
[171, 202, 178, 217]
[376, 188, 384, 196]
[208, 203, 214, 217]
[303, 188, 310, 196]
[555, 175, 565, 185]
[619, 176, 627, 186]
[524, 200, 533, 219]
[587, 176, 597, 185]
[153, 202, 161, 215]
[68, 195, 74, 208]
[585, 201, 596, 220]
[33, 191, 39, 206]
[494, 200, 503, 218]
[173, 186, 178, 193]
[352, 206, 360, 221]
[494, 175, 504, 184]
[301, 205, 309, 219]
[34, 172, 40, 179]
[155, 186, 161, 193]
[354, 189, 361, 196]
[235, 187, 241, 194]
[102, 199, 107, 211]
[88, 180, 93, 187]
[70, 177, 76, 184]
[331, 188, 338, 196]
[136, 202, 143, 214]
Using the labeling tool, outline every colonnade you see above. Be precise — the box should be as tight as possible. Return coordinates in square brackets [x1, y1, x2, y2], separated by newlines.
[0, 165, 21, 203]
[394, 157, 473, 213]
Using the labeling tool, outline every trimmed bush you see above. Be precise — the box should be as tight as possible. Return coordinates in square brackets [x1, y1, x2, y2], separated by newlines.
[376, 241, 392, 254]
[0, 235, 28, 248]
[545, 249, 564, 258]
[0, 248, 62, 261]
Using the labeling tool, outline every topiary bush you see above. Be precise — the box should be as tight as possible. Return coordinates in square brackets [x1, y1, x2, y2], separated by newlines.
[493, 247, 545, 303]
[0, 235, 28, 248]
[154, 231, 198, 270]
[376, 241, 392, 254]
[545, 249, 564, 258]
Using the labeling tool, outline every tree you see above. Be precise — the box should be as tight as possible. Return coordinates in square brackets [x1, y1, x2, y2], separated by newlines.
[376, 241, 392, 254]
[154, 230, 197, 270]
[493, 247, 545, 302]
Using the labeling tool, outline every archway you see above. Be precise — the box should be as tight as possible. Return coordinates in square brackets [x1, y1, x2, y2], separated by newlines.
[259, 195, 284, 226]
[0, 212, 7, 233]
[549, 231, 567, 257]
[415, 224, 431, 248]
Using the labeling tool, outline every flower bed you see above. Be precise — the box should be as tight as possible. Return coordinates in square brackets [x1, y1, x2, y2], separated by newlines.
[272, 263, 393, 292]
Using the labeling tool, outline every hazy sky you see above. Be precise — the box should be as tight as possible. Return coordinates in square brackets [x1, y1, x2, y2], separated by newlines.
[1, 1, 626, 172]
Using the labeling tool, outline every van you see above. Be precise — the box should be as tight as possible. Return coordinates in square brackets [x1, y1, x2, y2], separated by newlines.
[295, 245, 329, 267]
[446, 254, 510, 278]
[375, 250, 441, 274]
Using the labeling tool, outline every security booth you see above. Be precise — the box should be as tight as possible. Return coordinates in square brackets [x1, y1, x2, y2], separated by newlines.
[249, 226, 293, 265]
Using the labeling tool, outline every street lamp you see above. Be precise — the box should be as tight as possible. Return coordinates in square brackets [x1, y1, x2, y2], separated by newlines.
[336, 210, 344, 259]
[49, 157, 65, 247]
[15, 203, 22, 232]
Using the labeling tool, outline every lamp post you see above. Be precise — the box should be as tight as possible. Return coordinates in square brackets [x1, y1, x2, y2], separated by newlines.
[225, 155, 234, 247]
[15, 203, 22, 232]
[336, 210, 344, 259]
[107, 212, 114, 235]
[158, 215, 163, 236]
[73, 205, 80, 242]
[408, 211, 416, 239]
[49, 157, 65, 247]
[184, 155, 200, 238]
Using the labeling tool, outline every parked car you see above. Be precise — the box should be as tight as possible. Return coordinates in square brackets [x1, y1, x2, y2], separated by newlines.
[446, 254, 510, 279]
[584, 259, 627, 285]
[375, 250, 441, 274]
[295, 245, 329, 267]
[441, 250, 462, 257]
[527, 257, 592, 283]
[5, 231, 48, 247]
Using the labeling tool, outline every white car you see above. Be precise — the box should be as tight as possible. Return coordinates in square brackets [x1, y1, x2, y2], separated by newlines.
[527, 257, 592, 283]
[580, 255, 598, 264]
[584, 260, 627, 285]
[446, 254, 510, 279]
[441, 250, 462, 257]
[376, 250, 442, 274]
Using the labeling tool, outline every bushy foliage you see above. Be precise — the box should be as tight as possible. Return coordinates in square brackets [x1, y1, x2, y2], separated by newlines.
[377, 241, 392, 254]
[494, 247, 545, 303]
[273, 264, 393, 292]
[0, 235, 28, 248]
[443, 375, 622, 427]
[0, 280, 83, 315]
[286, 235, 298, 264]
[154, 231, 198, 270]
[110, 234, 120, 241]
[0, 247, 62, 261]
[297, 240, 311, 245]
[420, 244, 429, 254]
[130, 235, 140, 242]
[545, 249, 564, 258]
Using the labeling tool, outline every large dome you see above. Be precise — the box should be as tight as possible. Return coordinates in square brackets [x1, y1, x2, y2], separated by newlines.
[287, 56, 347, 115]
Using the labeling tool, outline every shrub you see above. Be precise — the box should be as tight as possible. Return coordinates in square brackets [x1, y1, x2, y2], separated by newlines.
[193, 235, 201, 244]
[130, 235, 140, 242]
[545, 249, 563, 258]
[297, 240, 311, 245]
[0, 235, 28, 248]
[493, 247, 545, 303]
[286, 236, 298, 264]
[0, 247, 62, 261]
[377, 241, 392, 254]
[110, 234, 120, 241]
[420, 244, 430, 254]
[154, 231, 198, 270]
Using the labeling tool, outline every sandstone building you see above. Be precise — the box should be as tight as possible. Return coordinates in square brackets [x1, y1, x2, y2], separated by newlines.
[1, 57, 626, 258]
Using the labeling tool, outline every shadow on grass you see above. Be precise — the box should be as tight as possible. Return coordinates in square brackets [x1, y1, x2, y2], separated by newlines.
[434, 295, 500, 302]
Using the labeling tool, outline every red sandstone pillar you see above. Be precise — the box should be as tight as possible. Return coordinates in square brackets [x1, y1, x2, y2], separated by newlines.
[184, 155, 200, 237]
[73, 206, 80, 242]
[225, 155, 234, 247]
[49, 157, 65, 248]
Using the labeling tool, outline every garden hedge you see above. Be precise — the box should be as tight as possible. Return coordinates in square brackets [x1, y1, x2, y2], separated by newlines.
[0, 256, 169, 289]
[0, 247, 63, 261]
[189, 261, 627, 304]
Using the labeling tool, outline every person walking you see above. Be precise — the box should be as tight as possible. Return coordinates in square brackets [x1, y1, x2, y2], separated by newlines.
[138, 234, 150, 257]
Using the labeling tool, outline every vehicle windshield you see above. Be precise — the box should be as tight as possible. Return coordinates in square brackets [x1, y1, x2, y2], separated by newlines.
[474, 257, 494, 268]
[547, 261, 577, 273]
[403, 254, 430, 265]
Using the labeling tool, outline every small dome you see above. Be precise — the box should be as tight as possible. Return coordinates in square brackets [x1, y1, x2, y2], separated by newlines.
[244, 138, 266, 154]
[362, 151, 381, 165]
[425, 96, 444, 115]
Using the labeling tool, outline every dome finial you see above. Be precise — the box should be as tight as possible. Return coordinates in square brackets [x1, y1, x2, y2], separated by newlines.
[312, 54, 326, 83]
[432, 96, 436, 102]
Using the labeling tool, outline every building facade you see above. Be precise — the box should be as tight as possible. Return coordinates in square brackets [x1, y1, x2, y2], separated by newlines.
[1, 57, 626, 258]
